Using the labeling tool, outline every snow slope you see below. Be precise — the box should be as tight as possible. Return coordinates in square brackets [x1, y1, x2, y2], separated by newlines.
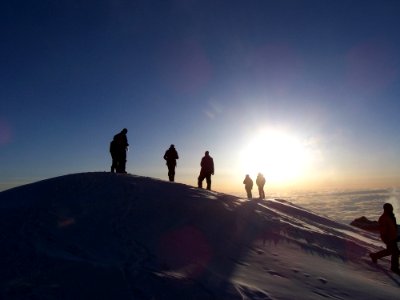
[0, 172, 399, 299]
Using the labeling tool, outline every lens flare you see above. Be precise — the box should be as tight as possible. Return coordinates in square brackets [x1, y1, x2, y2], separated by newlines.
[239, 129, 314, 185]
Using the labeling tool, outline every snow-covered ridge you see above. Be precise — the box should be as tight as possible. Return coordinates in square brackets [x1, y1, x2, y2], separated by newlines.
[0, 172, 399, 299]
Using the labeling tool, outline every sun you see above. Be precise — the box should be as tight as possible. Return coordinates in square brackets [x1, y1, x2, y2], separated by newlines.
[238, 129, 313, 185]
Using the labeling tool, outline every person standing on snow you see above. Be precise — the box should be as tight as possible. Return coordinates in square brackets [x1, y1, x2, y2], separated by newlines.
[256, 173, 266, 199]
[163, 144, 179, 182]
[198, 151, 214, 190]
[369, 203, 399, 274]
[243, 174, 253, 199]
[112, 128, 129, 173]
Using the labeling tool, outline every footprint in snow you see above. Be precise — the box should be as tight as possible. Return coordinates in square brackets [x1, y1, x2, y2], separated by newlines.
[254, 248, 265, 255]
[318, 277, 328, 284]
[263, 267, 286, 278]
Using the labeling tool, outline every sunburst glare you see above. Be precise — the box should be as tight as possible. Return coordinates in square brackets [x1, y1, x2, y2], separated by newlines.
[238, 129, 314, 186]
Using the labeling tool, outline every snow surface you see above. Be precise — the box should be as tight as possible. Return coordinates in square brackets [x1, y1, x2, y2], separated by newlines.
[0, 172, 399, 299]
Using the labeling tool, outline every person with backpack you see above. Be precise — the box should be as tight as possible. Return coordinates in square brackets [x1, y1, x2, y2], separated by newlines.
[111, 128, 129, 173]
[243, 174, 253, 199]
[369, 203, 399, 274]
[163, 144, 179, 182]
[198, 151, 214, 190]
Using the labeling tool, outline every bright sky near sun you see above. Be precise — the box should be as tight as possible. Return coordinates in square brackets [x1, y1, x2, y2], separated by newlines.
[1, 0, 400, 194]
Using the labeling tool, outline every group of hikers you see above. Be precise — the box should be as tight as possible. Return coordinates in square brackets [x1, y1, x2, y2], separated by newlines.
[163, 144, 214, 190]
[109, 128, 215, 190]
[243, 173, 266, 199]
[109, 128, 264, 196]
[109, 128, 266, 196]
[110, 128, 399, 275]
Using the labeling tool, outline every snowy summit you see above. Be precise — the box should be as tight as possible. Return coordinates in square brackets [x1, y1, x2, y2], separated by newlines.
[0, 172, 399, 299]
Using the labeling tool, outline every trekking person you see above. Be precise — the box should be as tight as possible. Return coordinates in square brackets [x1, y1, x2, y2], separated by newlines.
[243, 174, 253, 199]
[163, 144, 179, 182]
[198, 151, 214, 190]
[369, 203, 399, 274]
[112, 128, 129, 173]
[256, 173, 266, 199]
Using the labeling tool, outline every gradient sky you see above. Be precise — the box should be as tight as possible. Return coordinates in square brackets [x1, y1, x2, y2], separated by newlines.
[1, 0, 400, 194]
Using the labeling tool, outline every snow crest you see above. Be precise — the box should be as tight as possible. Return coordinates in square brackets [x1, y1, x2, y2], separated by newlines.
[0, 172, 399, 299]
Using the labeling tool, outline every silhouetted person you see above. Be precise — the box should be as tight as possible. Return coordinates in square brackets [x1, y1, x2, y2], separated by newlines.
[198, 151, 214, 190]
[243, 174, 253, 199]
[370, 203, 399, 274]
[163, 144, 179, 182]
[112, 128, 129, 173]
[256, 173, 266, 199]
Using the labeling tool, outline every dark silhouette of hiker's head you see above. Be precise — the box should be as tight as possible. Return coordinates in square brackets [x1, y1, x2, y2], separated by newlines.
[205, 151, 209, 156]
[383, 203, 393, 213]
[122, 128, 128, 134]
[170, 144, 175, 149]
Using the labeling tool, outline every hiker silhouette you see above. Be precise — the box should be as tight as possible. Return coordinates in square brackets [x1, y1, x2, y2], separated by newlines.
[163, 144, 179, 182]
[243, 174, 253, 199]
[256, 173, 266, 199]
[198, 151, 214, 190]
[369, 203, 399, 274]
[110, 128, 129, 173]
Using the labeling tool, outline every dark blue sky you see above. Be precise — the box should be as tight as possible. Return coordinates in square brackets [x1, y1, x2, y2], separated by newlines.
[1, 0, 400, 193]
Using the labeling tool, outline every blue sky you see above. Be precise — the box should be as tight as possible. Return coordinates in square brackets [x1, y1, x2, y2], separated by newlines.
[1, 0, 400, 193]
